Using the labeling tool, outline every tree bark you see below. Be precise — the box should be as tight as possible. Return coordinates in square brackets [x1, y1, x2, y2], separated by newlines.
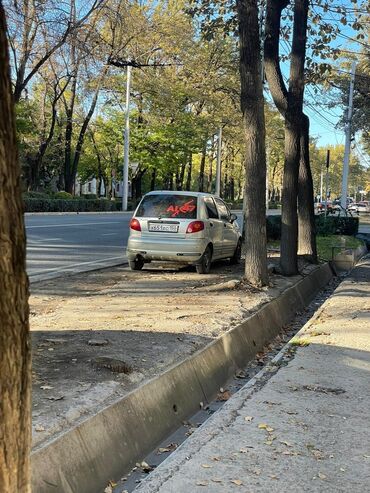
[0, 5, 31, 491]
[198, 142, 207, 192]
[237, 0, 268, 287]
[298, 113, 317, 260]
[264, 0, 313, 275]
[186, 153, 192, 190]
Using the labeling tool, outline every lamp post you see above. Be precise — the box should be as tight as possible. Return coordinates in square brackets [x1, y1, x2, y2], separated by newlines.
[108, 57, 182, 210]
[122, 65, 131, 212]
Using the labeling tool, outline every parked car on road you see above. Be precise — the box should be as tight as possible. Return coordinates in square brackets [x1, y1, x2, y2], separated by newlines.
[127, 191, 242, 274]
[348, 201, 370, 213]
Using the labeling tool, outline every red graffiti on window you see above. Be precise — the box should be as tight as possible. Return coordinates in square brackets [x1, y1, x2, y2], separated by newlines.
[167, 200, 196, 217]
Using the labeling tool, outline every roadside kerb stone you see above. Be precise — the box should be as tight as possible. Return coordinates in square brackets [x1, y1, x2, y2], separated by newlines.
[31, 263, 333, 493]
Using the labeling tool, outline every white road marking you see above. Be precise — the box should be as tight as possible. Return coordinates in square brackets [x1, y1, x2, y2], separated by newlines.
[26, 221, 122, 229]
[28, 255, 127, 276]
[102, 233, 118, 236]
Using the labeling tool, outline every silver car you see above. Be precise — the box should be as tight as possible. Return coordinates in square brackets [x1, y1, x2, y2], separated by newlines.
[127, 191, 242, 274]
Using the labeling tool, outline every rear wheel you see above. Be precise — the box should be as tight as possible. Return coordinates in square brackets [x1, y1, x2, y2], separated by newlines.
[230, 240, 242, 265]
[196, 246, 212, 274]
[129, 257, 144, 271]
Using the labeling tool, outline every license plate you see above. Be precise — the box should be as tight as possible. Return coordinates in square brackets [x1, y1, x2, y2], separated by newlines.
[148, 222, 178, 233]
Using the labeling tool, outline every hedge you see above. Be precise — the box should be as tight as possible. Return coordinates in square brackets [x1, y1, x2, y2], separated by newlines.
[24, 198, 119, 213]
[266, 215, 359, 240]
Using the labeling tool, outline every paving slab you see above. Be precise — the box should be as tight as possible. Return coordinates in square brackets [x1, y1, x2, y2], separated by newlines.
[134, 256, 370, 493]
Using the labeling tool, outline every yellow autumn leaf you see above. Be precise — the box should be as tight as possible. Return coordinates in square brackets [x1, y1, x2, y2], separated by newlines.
[231, 479, 243, 486]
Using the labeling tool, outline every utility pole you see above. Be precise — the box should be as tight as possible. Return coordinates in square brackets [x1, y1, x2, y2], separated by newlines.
[324, 149, 330, 216]
[340, 61, 356, 210]
[320, 164, 323, 202]
[215, 127, 222, 196]
[122, 65, 131, 212]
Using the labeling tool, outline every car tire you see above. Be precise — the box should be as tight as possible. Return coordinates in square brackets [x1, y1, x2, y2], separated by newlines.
[129, 257, 144, 271]
[230, 240, 242, 265]
[196, 246, 212, 274]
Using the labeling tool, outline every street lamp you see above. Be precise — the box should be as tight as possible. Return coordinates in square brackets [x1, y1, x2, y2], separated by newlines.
[108, 57, 182, 211]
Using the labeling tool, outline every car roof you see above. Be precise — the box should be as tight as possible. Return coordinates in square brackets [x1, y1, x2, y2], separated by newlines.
[144, 190, 218, 198]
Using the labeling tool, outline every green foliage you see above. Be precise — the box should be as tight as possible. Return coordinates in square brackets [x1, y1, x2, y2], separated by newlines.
[266, 215, 359, 240]
[315, 216, 359, 237]
[23, 191, 50, 199]
[316, 235, 364, 261]
[53, 191, 73, 199]
[23, 198, 118, 213]
[82, 194, 98, 200]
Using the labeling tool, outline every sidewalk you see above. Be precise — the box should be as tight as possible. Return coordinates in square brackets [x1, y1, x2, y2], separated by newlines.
[135, 256, 370, 493]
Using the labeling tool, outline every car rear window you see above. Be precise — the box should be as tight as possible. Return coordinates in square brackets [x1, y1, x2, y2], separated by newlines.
[136, 194, 198, 219]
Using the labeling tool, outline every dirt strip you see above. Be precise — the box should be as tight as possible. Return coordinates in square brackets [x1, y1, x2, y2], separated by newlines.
[30, 259, 322, 450]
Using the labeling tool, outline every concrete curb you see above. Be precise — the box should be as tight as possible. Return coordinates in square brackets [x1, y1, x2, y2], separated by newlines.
[332, 244, 367, 271]
[31, 263, 333, 493]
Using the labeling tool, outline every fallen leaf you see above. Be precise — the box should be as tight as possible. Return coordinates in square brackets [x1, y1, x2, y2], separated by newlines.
[40, 385, 53, 390]
[318, 472, 327, 480]
[231, 479, 243, 486]
[340, 468, 345, 472]
[35, 425, 45, 432]
[104, 487, 112, 493]
[280, 441, 293, 447]
[235, 370, 247, 379]
[244, 416, 253, 422]
[266, 426, 274, 433]
[216, 390, 231, 401]
[211, 478, 223, 483]
[258, 423, 268, 429]
[201, 464, 212, 469]
[212, 456, 221, 461]
[196, 480, 209, 486]
[253, 468, 261, 476]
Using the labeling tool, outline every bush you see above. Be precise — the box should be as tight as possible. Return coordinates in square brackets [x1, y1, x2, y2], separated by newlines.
[54, 191, 73, 199]
[23, 191, 50, 199]
[315, 216, 359, 236]
[82, 194, 98, 200]
[266, 215, 281, 240]
[24, 198, 118, 213]
[266, 215, 359, 240]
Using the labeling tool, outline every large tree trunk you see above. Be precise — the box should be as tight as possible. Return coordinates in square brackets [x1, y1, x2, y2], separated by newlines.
[264, 0, 311, 275]
[237, 0, 268, 287]
[280, 119, 299, 275]
[298, 113, 317, 260]
[0, 5, 31, 492]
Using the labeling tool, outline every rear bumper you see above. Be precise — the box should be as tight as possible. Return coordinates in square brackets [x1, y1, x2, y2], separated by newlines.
[127, 236, 208, 264]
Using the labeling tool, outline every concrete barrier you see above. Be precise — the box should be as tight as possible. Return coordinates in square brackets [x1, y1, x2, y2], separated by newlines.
[31, 263, 333, 493]
[332, 244, 367, 271]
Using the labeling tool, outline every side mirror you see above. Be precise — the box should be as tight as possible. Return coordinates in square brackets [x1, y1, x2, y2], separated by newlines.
[230, 213, 237, 223]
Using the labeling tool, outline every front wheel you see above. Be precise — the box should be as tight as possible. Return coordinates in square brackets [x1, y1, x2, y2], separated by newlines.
[196, 246, 212, 274]
[129, 257, 144, 271]
[230, 240, 242, 265]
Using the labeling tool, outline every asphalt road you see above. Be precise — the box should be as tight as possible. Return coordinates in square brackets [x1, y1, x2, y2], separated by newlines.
[26, 213, 132, 281]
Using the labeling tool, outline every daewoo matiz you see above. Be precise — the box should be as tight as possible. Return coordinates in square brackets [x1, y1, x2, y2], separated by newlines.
[127, 191, 242, 274]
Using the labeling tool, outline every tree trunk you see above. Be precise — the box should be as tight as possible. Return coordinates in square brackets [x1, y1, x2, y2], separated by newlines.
[198, 142, 207, 192]
[237, 0, 268, 287]
[298, 114, 317, 260]
[186, 153, 192, 190]
[64, 74, 77, 193]
[0, 6, 31, 491]
[280, 119, 299, 275]
[150, 168, 156, 190]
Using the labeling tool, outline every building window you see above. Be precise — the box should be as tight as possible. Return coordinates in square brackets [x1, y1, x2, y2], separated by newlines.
[88, 183, 92, 192]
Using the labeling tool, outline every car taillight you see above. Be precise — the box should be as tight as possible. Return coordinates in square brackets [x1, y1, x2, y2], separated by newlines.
[186, 221, 204, 234]
[130, 218, 141, 231]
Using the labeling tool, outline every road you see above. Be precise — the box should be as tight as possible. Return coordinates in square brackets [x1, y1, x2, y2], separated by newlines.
[26, 210, 369, 282]
[26, 213, 131, 281]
